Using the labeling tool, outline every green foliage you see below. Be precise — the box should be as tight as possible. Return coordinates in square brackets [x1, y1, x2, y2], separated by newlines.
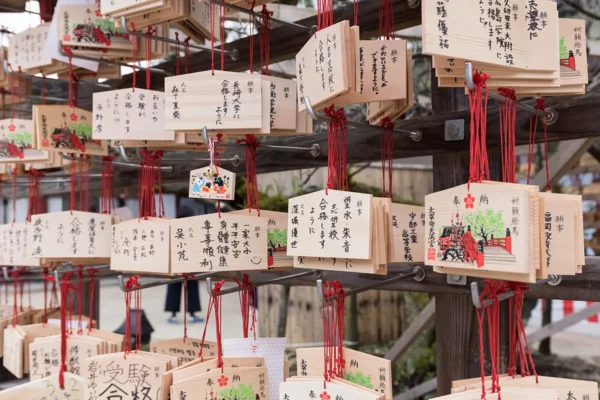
[559, 36, 568, 59]
[343, 371, 374, 389]
[218, 384, 256, 400]
[268, 227, 287, 247]
[94, 18, 120, 33]
[463, 209, 505, 242]
[70, 122, 93, 139]
[7, 131, 33, 147]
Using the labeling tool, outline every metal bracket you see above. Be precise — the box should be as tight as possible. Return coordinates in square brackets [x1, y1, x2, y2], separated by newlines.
[445, 119, 464, 141]
[447, 274, 467, 286]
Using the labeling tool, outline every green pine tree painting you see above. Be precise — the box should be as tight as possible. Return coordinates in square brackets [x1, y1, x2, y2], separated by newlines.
[218, 383, 256, 400]
[343, 371, 374, 389]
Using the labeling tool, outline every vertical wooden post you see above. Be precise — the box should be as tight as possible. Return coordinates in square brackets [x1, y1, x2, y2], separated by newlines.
[432, 81, 509, 394]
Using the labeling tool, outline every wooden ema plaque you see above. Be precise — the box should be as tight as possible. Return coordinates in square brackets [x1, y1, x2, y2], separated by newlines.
[92, 89, 175, 141]
[296, 347, 392, 400]
[452, 375, 598, 400]
[8, 24, 55, 73]
[296, 21, 350, 111]
[0, 372, 84, 400]
[189, 166, 236, 200]
[58, 4, 133, 51]
[171, 367, 269, 400]
[84, 352, 172, 400]
[229, 209, 292, 268]
[423, 0, 557, 71]
[280, 380, 383, 400]
[0, 223, 41, 267]
[3, 326, 24, 378]
[28, 211, 111, 259]
[0, 310, 37, 358]
[433, 387, 556, 399]
[33, 105, 108, 156]
[389, 204, 426, 263]
[111, 218, 171, 274]
[171, 356, 265, 384]
[150, 338, 218, 364]
[425, 183, 537, 281]
[0, 119, 49, 163]
[287, 189, 373, 260]
[170, 213, 269, 273]
[164, 71, 263, 131]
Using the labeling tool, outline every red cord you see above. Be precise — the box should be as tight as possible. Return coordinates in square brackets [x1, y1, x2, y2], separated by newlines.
[467, 72, 491, 184]
[199, 280, 225, 366]
[324, 107, 349, 192]
[101, 156, 114, 214]
[87, 268, 98, 332]
[249, 1, 256, 73]
[379, 117, 394, 198]
[220, 0, 225, 71]
[123, 276, 140, 356]
[10, 269, 19, 327]
[76, 265, 84, 334]
[184, 37, 191, 74]
[175, 32, 181, 76]
[182, 273, 195, 342]
[131, 24, 137, 91]
[259, 5, 272, 75]
[11, 167, 16, 225]
[59, 273, 74, 389]
[354, 0, 359, 26]
[41, 72, 46, 105]
[145, 27, 156, 90]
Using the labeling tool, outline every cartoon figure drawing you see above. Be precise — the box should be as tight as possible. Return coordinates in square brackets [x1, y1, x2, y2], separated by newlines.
[192, 175, 208, 195]
[559, 36, 582, 78]
[190, 168, 230, 198]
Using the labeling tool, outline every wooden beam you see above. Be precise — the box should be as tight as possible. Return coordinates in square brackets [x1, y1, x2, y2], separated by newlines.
[384, 298, 435, 362]
[527, 302, 600, 345]
[394, 378, 438, 400]
[532, 138, 597, 190]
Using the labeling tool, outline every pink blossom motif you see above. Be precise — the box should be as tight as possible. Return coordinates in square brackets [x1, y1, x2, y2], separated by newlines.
[63, 34, 71, 42]
[464, 193, 475, 209]
[320, 392, 331, 400]
[70, 113, 78, 122]
[8, 124, 15, 132]
[218, 375, 228, 387]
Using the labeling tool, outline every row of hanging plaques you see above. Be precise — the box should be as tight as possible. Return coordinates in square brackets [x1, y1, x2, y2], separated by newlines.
[424, 182, 585, 283]
[423, 0, 588, 96]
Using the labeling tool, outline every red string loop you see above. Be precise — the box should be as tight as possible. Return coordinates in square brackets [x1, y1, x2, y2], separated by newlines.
[379, 117, 394, 198]
[199, 280, 226, 367]
[182, 273, 196, 342]
[324, 106, 349, 192]
[101, 156, 115, 214]
[467, 72, 491, 185]
[145, 27, 156, 90]
[232, 274, 257, 339]
[59, 273, 75, 389]
[249, 1, 256, 73]
[138, 150, 164, 219]
[184, 37, 191, 74]
[87, 268, 98, 332]
[236, 134, 261, 215]
[497, 88, 517, 184]
[175, 32, 181, 76]
[259, 5, 272, 75]
[124, 276, 141, 356]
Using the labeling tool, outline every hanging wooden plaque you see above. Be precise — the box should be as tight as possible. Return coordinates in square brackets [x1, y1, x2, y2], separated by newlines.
[296, 21, 350, 111]
[280, 380, 382, 400]
[58, 4, 133, 50]
[150, 338, 218, 364]
[0, 372, 84, 400]
[0, 119, 49, 163]
[172, 356, 265, 384]
[296, 347, 392, 400]
[33, 105, 108, 156]
[558, 18, 588, 86]
[287, 190, 372, 260]
[0, 223, 41, 267]
[422, 0, 558, 71]
[170, 213, 269, 273]
[84, 352, 169, 400]
[100, 0, 165, 16]
[172, 367, 269, 400]
[8, 24, 55, 73]
[20, 323, 61, 374]
[189, 166, 236, 200]
[164, 71, 263, 131]
[28, 211, 111, 259]
[3, 326, 24, 378]
[263, 75, 298, 131]
[389, 204, 426, 263]
[434, 387, 557, 399]
[29, 335, 102, 380]
[110, 218, 171, 274]
[92, 89, 175, 141]
[229, 209, 291, 268]
[425, 183, 536, 277]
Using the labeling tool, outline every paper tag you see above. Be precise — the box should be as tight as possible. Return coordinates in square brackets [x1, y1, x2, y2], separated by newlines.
[92, 89, 175, 141]
[287, 189, 372, 260]
[223, 337, 286, 400]
[110, 218, 171, 274]
[189, 166, 236, 200]
[34, 105, 108, 156]
[28, 211, 111, 259]
[0, 119, 49, 163]
[170, 213, 269, 273]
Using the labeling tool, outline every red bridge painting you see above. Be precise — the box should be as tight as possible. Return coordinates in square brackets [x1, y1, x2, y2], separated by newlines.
[438, 225, 514, 268]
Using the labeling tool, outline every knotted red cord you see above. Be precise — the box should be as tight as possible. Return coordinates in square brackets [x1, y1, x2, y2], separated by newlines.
[26, 169, 44, 222]
[233, 274, 257, 339]
[317, 0, 334, 32]
[249, 1, 256, 73]
[10, 269, 19, 327]
[11, 167, 16, 225]
[145, 27, 156, 90]
[199, 280, 225, 367]
[182, 273, 196, 342]
[59, 273, 75, 389]
[75, 265, 84, 334]
[124, 275, 141, 356]
[175, 32, 181, 76]
[467, 72, 491, 184]
[497, 88, 517, 184]
[378, 0, 394, 40]
[320, 281, 346, 388]
[380, 117, 394, 198]
[138, 150, 164, 219]
[324, 106, 349, 192]
[42, 270, 56, 324]
[87, 268, 98, 332]
[236, 134, 261, 215]
[259, 5, 272, 75]
[101, 156, 114, 214]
